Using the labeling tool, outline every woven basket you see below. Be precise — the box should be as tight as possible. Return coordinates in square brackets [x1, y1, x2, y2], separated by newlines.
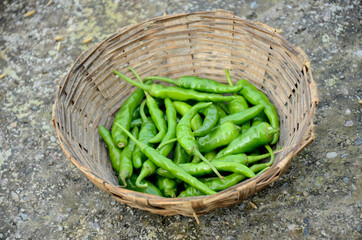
[52, 10, 318, 217]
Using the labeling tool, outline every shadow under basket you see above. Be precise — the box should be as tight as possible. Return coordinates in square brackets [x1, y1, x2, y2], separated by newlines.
[52, 10, 318, 217]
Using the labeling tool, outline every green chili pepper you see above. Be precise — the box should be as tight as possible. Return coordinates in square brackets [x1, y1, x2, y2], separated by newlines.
[156, 176, 177, 198]
[225, 69, 250, 133]
[135, 159, 156, 188]
[173, 101, 202, 131]
[178, 146, 275, 197]
[130, 117, 143, 128]
[98, 126, 122, 174]
[215, 122, 278, 158]
[173, 141, 192, 164]
[156, 168, 176, 179]
[214, 104, 227, 119]
[236, 79, 279, 144]
[194, 104, 219, 137]
[114, 70, 237, 102]
[129, 67, 167, 144]
[252, 111, 268, 127]
[176, 102, 223, 179]
[219, 105, 265, 125]
[144, 75, 243, 93]
[178, 161, 255, 178]
[124, 174, 163, 196]
[191, 155, 201, 164]
[115, 123, 216, 195]
[205, 151, 217, 161]
[215, 102, 230, 115]
[118, 127, 139, 187]
[132, 101, 157, 169]
[211, 151, 272, 165]
[111, 80, 152, 148]
[197, 122, 240, 153]
[135, 98, 177, 188]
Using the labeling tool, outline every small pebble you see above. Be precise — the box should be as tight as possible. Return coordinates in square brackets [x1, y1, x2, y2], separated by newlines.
[326, 152, 338, 159]
[20, 213, 28, 220]
[288, 224, 296, 230]
[343, 177, 349, 182]
[355, 137, 362, 145]
[323, 10, 331, 21]
[344, 120, 354, 127]
[345, 109, 351, 115]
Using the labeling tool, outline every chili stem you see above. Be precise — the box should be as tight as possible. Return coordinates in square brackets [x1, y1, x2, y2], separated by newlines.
[225, 69, 234, 87]
[113, 69, 151, 92]
[144, 76, 178, 86]
[157, 138, 178, 150]
[194, 150, 224, 180]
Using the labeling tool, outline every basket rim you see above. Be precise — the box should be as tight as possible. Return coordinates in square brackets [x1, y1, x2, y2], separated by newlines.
[52, 9, 319, 217]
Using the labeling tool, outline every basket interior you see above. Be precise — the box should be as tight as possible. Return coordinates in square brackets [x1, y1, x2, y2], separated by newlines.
[53, 10, 317, 216]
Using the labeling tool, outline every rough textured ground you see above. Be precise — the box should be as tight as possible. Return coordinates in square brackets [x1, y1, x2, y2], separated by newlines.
[0, 0, 361, 239]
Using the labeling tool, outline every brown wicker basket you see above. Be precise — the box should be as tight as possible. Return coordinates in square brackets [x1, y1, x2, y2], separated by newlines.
[52, 10, 318, 218]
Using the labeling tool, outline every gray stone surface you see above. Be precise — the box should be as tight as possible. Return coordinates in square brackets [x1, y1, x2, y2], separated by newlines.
[0, 0, 361, 239]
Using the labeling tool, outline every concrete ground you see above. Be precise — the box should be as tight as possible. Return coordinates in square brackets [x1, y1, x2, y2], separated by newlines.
[0, 0, 361, 239]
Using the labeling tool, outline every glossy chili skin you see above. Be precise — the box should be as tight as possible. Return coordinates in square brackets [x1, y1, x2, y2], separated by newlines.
[146, 93, 167, 143]
[219, 104, 265, 125]
[156, 176, 177, 198]
[215, 122, 278, 158]
[144, 76, 243, 93]
[214, 104, 227, 119]
[204, 151, 217, 161]
[115, 123, 216, 195]
[111, 79, 152, 148]
[194, 104, 219, 137]
[225, 69, 250, 133]
[173, 101, 202, 131]
[118, 127, 139, 187]
[236, 79, 279, 144]
[133, 101, 157, 169]
[178, 147, 275, 197]
[136, 98, 177, 187]
[179, 161, 255, 178]
[211, 151, 273, 165]
[136, 159, 156, 188]
[124, 174, 163, 196]
[114, 70, 237, 102]
[197, 122, 240, 153]
[99, 126, 122, 174]
[173, 141, 191, 164]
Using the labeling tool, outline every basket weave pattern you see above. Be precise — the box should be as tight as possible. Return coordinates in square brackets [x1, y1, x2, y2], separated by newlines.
[52, 10, 318, 217]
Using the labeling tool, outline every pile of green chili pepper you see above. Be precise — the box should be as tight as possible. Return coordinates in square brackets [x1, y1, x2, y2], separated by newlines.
[98, 68, 280, 197]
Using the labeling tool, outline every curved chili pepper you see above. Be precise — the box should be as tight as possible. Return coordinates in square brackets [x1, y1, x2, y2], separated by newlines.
[144, 75, 243, 93]
[113, 70, 237, 102]
[130, 117, 143, 128]
[115, 123, 216, 195]
[156, 167, 176, 179]
[236, 79, 279, 144]
[135, 98, 177, 188]
[197, 122, 240, 153]
[194, 104, 219, 137]
[173, 141, 191, 164]
[219, 105, 265, 125]
[178, 146, 275, 197]
[214, 104, 227, 119]
[136, 159, 156, 188]
[178, 161, 255, 178]
[215, 122, 278, 158]
[156, 176, 177, 198]
[132, 101, 157, 169]
[129, 67, 167, 144]
[173, 101, 202, 131]
[124, 174, 163, 196]
[111, 79, 152, 148]
[215, 102, 230, 115]
[225, 69, 250, 133]
[118, 126, 139, 187]
[176, 102, 223, 179]
[98, 126, 122, 174]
